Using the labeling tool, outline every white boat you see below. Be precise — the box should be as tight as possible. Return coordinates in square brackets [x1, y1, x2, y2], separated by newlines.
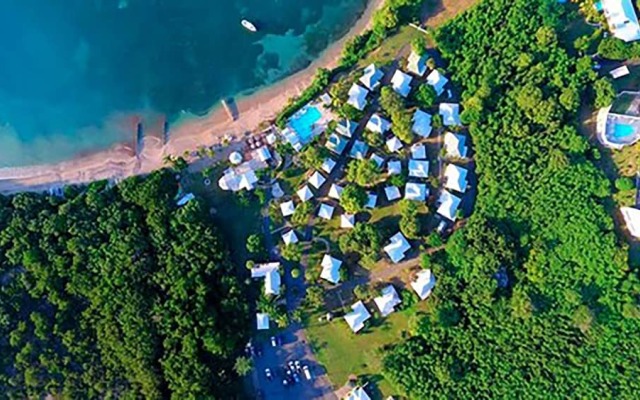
[241, 19, 257, 32]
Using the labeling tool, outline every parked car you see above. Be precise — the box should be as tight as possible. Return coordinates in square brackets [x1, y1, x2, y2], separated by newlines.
[303, 365, 312, 380]
[264, 368, 272, 380]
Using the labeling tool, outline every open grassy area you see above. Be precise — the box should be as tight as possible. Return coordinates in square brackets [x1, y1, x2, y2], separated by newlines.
[357, 25, 426, 68]
[305, 301, 430, 399]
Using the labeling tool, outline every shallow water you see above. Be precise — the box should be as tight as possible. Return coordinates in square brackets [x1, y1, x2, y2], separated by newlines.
[0, 0, 367, 167]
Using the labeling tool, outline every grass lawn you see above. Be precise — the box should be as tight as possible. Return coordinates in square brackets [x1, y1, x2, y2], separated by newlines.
[358, 26, 425, 68]
[305, 301, 430, 399]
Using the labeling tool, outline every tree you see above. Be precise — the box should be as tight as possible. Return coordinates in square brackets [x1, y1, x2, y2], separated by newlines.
[346, 159, 380, 187]
[380, 87, 414, 143]
[281, 243, 302, 263]
[363, 128, 384, 147]
[399, 200, 420, 239]
[340, 185, 368, 214]
[291, 268, 301, 279]
[415, 84, 437, 108]
[354, 284, 373, 301]
[299, 145, 329, 170]
[306, 285, 325, 310]
[380, 87, 405, 116]
[339, 223, 382, 261]
[246, 234, 264, 255]
[615, 177, 635, 191]
[292, 201, 314, 226]
[233, 356, 253, 376]
[594, 78, 616, 108]
[412, 36, 427, 56]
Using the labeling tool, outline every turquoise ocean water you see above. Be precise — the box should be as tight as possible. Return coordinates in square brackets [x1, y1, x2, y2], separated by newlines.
[0, 0, 367, 167]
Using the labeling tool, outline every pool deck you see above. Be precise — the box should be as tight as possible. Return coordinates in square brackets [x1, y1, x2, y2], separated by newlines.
[597, 93, 640, 149]
[282, 102, 336, 150]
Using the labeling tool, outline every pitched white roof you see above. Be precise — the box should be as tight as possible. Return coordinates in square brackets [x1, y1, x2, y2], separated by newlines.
[444, 132, 468, 158]
[345, 386, 372, 400]
[409, 159, 429, 178]
[321, 157, 337, 174]
[610, 65, 631, 79]
[366, 193, 378, 209]
[411, 143, 426, 159]
[426, 69, 449, 95]
[341, 213, 356, 229]
[256, 313, 270, 330]
[444, 164, 469, 193]
[308, 171, 326, 189]
[251, 262, 282, 296]
[360, 63, 384, 90]
[254, 146, 272, 162]
[384, 232, 411, 263]
[439, 103, 461, 126]
[622, 207, 640, 237]
[320, 254, 342, 284]
[405, 182, 427, 201]
[387, 160, 402, 175]
[407, 50, 428, 76]
[329, 184, 344, 200]
[366, 113, 391, 134]
[348, 83, 369, 111]
[374, 285, 402, 317]
[386, 136, 403, 153]
[412, 109, 433, 137]
[385, 186, 401, 202]
[344, 301, 371, 333]
[282, 230, 299, 245]
[280, 200, 296, 217]
[218, 167, 259, 192]
[350, 140, 369, 159]
[412, 269, 436, 300]
[437, 190, 462, 221]
[337, 119, 357, 137]
[602, 0, 640, 42]
[297, 185, 314, 202]
[271, 182, 284, 199]
[229, 151, 243, 164]
[391, 69, 413, 98]
[318, 203, 335, 220]
[370, 153, 384, 168]
[326, 133, 347, 155]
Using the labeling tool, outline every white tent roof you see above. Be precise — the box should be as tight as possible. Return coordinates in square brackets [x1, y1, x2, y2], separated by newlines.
[386, 136, 403, 153]
[366, 193, 378, 209]
[229, 151, 243, 165]
[409, 159, 429, 178]
[374, 285, 402, 317]
[387, 160, 402, 175]
[385, 186, 401, 202]
[412, 109, 433, 137]
[439, 103, 461, 126]
[405, 182, 427, 201]
[444, 164, 469, 193]
[219, 167, 259, 192]
[272, 182, 284, 199]
[282, 230, 299, 245]
[350, 140, 369, 159]
[337, 119, 357, 137]
[370, 153, 384, 168]
[407, 50, 428, 76]
[622, 207, 640, 237]
[384, 232, 411, 263]
[251, 262, 282, 296]
[412, 269, 436, 300]
[321, 157, 337, 174]
[254, 146, 271, 162]
[318, 203, 335, 220]
[238, 171, 258, 191]
[320, 254, 342, 284]
[341, 213, 356, 229]
[391, 69, 413, 97]
[345, 386, 372, 400]
[360, 63, 384, 90]
[366, 113, 391, 134]
[308, 171, 326, 189]
[437, 190, 462, 221]
[411, 144, 426, 159]
[344, 301, 371, 333]
[256, 313, 270, 330]
[329, 184, 344, 200]
[602, 0, 640, 42]
[326, 133, 348, 155]
[348, 83, 369, 111]
[297, 185, 314, 202]
[426, 69, 449, 95]
[280, 200, 296, 217]
[444, 132, 468, 158]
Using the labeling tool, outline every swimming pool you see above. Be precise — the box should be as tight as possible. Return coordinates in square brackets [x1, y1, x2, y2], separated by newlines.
[612, 123, 636, 140]
[289, 106, 322, 143]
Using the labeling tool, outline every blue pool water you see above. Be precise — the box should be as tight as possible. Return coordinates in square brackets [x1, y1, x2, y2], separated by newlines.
[289, 106, 322, 142]
[612, 123, 635, 140]
[594, 1, 603, 12]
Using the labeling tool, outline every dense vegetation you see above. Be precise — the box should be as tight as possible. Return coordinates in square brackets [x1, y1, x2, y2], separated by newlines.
[382, 0, 640, 397]
[0, 171, 249, 398]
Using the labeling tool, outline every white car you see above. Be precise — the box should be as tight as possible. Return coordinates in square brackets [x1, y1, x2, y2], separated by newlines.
[303, 365, 312, 380]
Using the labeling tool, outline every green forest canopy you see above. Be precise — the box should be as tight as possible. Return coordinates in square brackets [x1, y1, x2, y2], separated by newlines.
[382, 0, 640, 398]
[0, 171, 249, 399]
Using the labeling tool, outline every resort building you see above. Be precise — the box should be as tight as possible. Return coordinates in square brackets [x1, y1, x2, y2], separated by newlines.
[348, 83, 369, 111]
[621, 207, 640, 238]
[427, 69, 449, 95]
[320, 254, 342, 284]
[366, 193, 378, 209]
[370, 153, 385, 168]
[440, 103, 462, 126]
[366, 113, 391, 134]
[341, 214, 356, 229]
[229, 151, 243, 165]
[322, 157, 337, 174]
[387, 160, 402, 175]
[386, 136, 403, 153]
[409, 159, 430, 178]
[251, 262, 282, 296]
[411, 269, 436, 300]
[601, 0, 640, 42]
[308, 171, 326, 189]
[280, 200, 296, 217]
[350, 140, 370, 159]
[384, 232, 411, 263]
[344, 301, 372, 333]
[360, 63, 384, 90]
[345, 386, 372, 400]
[374, 285, 402, 317]
[444, 132, 468, 158]
[407, 50, 429, 76]
[385, 185, 402, 202]
[282, 104, 329, 150]
[391, 69, 413, 98]
[326, 133, 348, 155]
[597, 91, 640, 149]
[218, 161, 261, 192]
[329, 183, 344, 200]
[412, 109, 433, 137]
[411, 143, 427, 159]
[437, 190, 462, 221]
[282, 229, 299, 245]
[318, 203, 335, 220]
[253, 146, 271, 162]
[610, 65, 630, 79]
[405, 182, 428, 202]
[337, 119, 357, 137]
[297, 185, 314, 202]
[256, 313, 270, 330]
[443, 164, 469, 193]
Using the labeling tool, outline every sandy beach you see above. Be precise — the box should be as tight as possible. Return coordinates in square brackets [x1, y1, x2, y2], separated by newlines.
[0, 0, 385, 195]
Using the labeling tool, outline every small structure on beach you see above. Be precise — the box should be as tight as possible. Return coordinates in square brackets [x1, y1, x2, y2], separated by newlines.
[251, 262, 282, 296]
[427, 69, 449, 96]
[444, 132, 468, 158]
[437, 190, 462, 221]
[366, 113, 391, 134]
[407, 50, 429, 76]
[360, 63, 384, 91]
[348, 84, 369, 111]
[344, 301, 371, 333]
[412, 269, 436, 300]
[320, 254, 342, 284]
[374, 285, 402, 317]
[384, 232, 411, 263]
[443, 164, 469, 193]
[391, 70, 413, 98]
[439, 103, 461, 126]
[412, 109, 433, 138]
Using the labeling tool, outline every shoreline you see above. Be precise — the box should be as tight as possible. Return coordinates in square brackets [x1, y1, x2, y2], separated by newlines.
[0, 0, 385, 195]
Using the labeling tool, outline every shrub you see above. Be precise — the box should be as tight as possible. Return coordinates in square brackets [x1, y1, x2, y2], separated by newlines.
[615, 177, 635, 191]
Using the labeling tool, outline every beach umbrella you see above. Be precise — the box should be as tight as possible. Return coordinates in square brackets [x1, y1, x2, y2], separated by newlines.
[229, 151, 243, 165]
